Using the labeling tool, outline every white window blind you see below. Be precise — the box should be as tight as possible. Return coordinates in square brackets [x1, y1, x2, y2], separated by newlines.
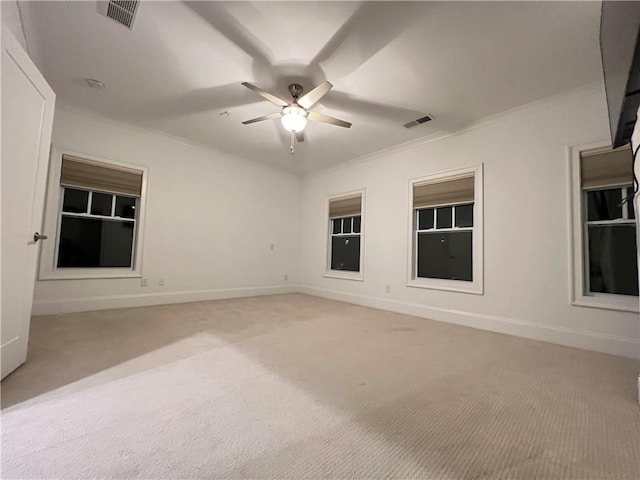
[580, 147, 633, 190]
[329, 195, 362, 218]
[413, 175, 474, 209]
[60, 154, 143, 197]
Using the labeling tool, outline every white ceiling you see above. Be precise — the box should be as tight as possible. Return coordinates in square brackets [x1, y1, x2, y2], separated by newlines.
[19, 1, 603, 175]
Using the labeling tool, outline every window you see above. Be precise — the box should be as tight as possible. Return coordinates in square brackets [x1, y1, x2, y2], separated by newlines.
[408, 165, 483, 294]
[415, 204, 473, 281]
[330, 215, 361, 271]
[571, 145, 638, 311]
[57, 187, 137, 268]
[326, 192, 364, 280]
[39, 150, 147, 280]
[585, 186, 637, 296]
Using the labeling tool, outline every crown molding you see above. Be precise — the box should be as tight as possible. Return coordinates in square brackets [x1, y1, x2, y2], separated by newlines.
[306, 81, 606, 179]
[53, 104, 302, 179]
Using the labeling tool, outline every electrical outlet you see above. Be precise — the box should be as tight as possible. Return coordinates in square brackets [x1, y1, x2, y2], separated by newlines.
[158, 278, 165, 286]
[284, 274, 288, 281]
[141, 278, 149, 287]
[385, 284, 391, 293]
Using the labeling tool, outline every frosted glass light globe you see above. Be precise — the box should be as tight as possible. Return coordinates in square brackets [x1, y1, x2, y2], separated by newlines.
[281, 105, 308, 132]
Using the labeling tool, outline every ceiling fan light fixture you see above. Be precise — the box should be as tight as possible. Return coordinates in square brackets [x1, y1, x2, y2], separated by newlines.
[281, 105, 308, 133]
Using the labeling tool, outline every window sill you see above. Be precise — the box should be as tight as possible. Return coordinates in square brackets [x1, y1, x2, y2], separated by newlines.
[39, 270, 142, 281]
[572, 294, 639, 313]
[407, 279, 483, 295]
[323, 271, 364, 282]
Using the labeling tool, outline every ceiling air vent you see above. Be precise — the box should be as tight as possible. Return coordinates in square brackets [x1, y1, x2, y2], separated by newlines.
[404, 114, 433, 129]
[98, 1, 139, 29]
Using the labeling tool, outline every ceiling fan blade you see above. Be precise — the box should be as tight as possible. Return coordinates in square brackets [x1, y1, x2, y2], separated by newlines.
[242, 112, 281, 125]
[322, 90, 424, 124]
[308, 111, 352, 128]
[297, 81, 333, 110]
[295, 131, 305, 143]
[241, 82, 288, 107]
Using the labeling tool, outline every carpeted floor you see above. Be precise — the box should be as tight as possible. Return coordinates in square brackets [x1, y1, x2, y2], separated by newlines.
[1, 293, 638, 479]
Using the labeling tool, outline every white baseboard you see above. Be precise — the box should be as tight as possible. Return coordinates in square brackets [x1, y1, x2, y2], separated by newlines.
[31, 283, 638, 359]
[32, 285, 297, 316]
[298, 285, 639, 360]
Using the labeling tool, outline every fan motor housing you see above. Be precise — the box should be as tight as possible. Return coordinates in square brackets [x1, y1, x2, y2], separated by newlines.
[288, 83, 304, 100]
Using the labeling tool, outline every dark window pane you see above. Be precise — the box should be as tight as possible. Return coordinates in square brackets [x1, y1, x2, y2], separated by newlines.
[353, 215, 361, 233]
[627, 190, 635, 219]
[91, 192, 113, 216]
[331, 235, 360, 272]
[342, 217, 352, 234]
[587, 189, 622, 221]
[436, 206, 453, 229]
[418, 209, 434, 230]
[57, 217, 134, 268]
[588, 225, 638, 296]
[115, 196, 136, 219]
[62, 188, 89, 213]
[417, 231, 472, 281]
[455, 204, 474, 228]
[332, 219, 341, 234]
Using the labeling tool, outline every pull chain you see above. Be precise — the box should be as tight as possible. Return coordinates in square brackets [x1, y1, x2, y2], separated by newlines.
[290, 132, 295, 155]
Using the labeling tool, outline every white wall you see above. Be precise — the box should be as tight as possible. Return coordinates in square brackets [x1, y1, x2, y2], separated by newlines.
[33, 107, 301, 314]
[298, 83, 639, 359]
[33, 85, 638, 359]
[1, 2, 28, 53]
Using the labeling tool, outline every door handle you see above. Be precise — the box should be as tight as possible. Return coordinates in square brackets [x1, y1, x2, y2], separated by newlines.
[33, 232, 48, 242]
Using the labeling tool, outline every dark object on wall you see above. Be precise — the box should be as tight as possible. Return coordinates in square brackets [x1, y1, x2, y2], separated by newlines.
[601, 1, 640, 148]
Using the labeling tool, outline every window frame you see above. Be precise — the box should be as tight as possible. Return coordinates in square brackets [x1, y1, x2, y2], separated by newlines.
[569, 142, 638, 312]
[407, 164, 484, 295]
[324, 189, 365, 281]
[38, 147, 148, 280]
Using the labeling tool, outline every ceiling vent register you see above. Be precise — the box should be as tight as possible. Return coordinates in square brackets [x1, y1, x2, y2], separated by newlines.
[404, 115, 433, 129]
[98, 0, 139, 29]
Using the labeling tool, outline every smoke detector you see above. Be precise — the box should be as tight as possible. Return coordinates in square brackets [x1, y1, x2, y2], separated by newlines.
[97, 1, 139, 29]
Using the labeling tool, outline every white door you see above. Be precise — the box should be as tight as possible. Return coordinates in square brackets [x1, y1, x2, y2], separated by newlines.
[1, 29, 56, 379]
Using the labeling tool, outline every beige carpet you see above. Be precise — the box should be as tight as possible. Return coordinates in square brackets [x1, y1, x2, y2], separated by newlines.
[1, 294, 638, 479]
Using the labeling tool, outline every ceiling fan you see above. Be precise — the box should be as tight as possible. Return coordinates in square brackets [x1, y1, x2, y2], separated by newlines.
[241, 81, 352, 154]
